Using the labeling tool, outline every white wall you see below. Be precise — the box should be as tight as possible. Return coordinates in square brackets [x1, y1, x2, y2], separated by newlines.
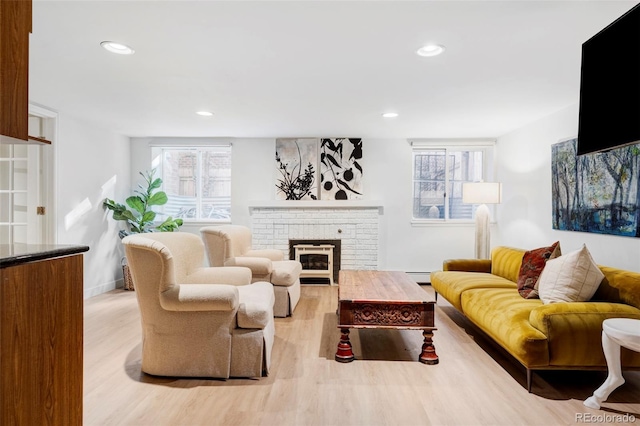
[55, 115, 131, 298]
[130, 137, 478, 275]
[496, 103, 640, 271]
[365, 138, 478, 273]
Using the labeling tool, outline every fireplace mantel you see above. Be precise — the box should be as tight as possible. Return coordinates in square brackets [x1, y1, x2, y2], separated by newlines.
[249, 200, 384, 214]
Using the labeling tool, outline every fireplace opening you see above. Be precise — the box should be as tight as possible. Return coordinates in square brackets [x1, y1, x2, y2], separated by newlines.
[300, 254, 329, 270]
[289, 239, 340, 284]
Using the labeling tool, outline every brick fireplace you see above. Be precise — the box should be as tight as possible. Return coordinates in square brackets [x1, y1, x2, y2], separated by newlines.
[249, 201, 382, 280]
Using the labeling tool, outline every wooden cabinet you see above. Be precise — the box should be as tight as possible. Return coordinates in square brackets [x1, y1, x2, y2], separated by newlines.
[0, 0, 32, 142]
[1, 245, 88, 425]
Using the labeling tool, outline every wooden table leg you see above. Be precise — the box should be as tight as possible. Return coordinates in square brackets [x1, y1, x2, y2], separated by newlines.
[335, 328, 355, 362]
[419, 330, 439, 365]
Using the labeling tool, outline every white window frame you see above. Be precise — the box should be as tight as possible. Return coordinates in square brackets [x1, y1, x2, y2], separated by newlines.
[151, 143, 232, 224]
[409, 139, 496, 225]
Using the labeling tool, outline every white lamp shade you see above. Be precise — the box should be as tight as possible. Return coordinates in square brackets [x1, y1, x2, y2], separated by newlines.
[462, 182, 502, 204]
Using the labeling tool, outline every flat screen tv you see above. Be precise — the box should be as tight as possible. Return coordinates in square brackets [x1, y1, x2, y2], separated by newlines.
[577, 3, 640, 155]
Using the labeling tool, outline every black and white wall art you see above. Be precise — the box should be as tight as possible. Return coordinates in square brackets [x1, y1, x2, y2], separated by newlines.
[320, 138, 363, 200]
[275, 138, 319, 200]
[275, 138, 364, 201]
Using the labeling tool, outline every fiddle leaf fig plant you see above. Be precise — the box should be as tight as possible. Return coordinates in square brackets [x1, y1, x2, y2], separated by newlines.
[103, 169, 183, 238]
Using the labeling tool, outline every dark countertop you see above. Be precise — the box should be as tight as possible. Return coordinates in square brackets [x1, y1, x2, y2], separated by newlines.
[0, 244, 90, 268]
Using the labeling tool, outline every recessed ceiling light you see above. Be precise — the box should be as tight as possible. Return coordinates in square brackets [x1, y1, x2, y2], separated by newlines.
[416, 44, 445, 57]
[382, 112, 399, 118]
[100, 41, 135, 55]
[196, 111, 214, 116]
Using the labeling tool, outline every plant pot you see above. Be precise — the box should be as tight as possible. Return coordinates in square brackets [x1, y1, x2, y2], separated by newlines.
[122, 258, 135, 291]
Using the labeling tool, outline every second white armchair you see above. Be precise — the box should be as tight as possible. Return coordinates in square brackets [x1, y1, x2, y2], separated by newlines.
[200, 225, 302, 317]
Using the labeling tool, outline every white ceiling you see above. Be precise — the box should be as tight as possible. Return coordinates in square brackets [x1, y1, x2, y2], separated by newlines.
[29, 0, 638, 139]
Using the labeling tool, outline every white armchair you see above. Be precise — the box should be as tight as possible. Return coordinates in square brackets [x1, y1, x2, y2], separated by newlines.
[200, 225, 302, 317]
[122, 232, 275, 379]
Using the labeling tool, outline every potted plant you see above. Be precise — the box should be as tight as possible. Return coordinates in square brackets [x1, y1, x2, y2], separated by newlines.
[103, 169, 183, 290]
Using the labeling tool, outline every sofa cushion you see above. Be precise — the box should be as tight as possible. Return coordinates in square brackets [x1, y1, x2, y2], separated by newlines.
[461, 288, 549, 368]
[517, 241, 561, 299]
[236, 281, 275, 329]
[490, 246, 526, 283]
[270, 260, 302, 286]
[431, 271, 516, 312]
[538, 245, 604, 304]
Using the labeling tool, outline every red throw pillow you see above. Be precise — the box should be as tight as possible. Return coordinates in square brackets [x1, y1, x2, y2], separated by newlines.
[517, 242, 561, 299]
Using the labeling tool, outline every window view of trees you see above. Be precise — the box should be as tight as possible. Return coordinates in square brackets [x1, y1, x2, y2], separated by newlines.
[552, 139, 640, 237]
[412, 148, 484, 220]
[159, 147, 231, 221]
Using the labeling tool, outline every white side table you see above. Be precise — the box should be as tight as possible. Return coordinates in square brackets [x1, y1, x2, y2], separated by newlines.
[584, 318, 640, 409]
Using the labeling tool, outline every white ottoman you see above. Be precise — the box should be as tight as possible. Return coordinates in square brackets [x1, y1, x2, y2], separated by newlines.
[584, 318, 640, 409]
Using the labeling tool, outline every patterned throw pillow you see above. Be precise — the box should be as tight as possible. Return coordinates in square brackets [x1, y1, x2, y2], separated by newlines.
[517, 241, 561, 299]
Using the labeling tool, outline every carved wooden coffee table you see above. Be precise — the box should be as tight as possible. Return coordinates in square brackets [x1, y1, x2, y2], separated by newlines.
[335, 270, 438, 364]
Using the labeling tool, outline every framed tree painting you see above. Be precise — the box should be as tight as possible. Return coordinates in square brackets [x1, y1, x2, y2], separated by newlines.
[275, 138, 319, 200]
[552, 138, 640, 238]
[320, 138, 363, 200]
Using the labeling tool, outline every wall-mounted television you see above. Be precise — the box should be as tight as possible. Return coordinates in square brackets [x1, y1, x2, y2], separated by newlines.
[577, 3, 640, 155]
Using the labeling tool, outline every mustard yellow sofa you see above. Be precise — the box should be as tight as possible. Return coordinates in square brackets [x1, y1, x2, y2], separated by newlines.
[431, 246, 640, 391]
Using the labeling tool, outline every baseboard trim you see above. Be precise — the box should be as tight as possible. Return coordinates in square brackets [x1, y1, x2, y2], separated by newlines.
[406, 271, 431, 284]
[84, 278, 122, 299]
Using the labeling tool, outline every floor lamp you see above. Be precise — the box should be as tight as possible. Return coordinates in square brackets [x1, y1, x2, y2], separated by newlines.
[462, 182, 502, 259]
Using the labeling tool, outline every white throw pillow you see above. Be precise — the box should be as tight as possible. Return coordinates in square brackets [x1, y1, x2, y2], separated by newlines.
[537, 244, 604, 304]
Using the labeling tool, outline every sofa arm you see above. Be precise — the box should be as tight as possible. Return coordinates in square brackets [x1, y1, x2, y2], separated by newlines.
[244, 249, 284, 261]
[529, 302, 640, 366]
[160, 284, 239, 312]
[530, 302, 640, 334]
[443, 259, 492, 273]
[236, 282, 275, 329]
[225, 256, 273, 275]
[184, 267, 252, 286]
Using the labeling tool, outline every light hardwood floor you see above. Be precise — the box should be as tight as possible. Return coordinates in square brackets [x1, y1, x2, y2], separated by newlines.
[84, 285, 640, 425]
